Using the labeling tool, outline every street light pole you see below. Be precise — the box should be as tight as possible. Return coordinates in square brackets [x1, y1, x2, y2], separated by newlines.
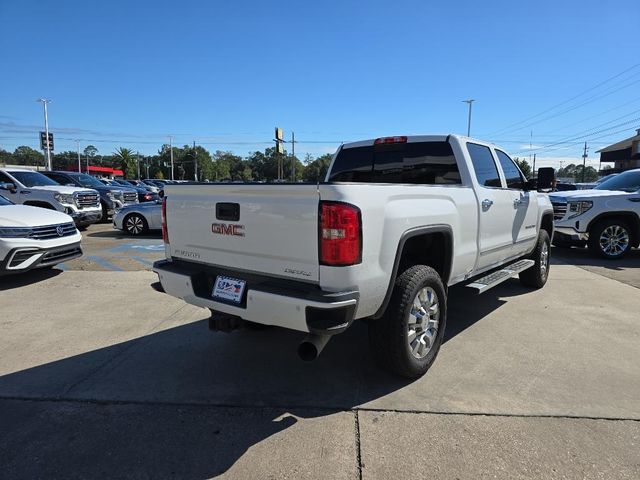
[168, 135, 174, 180]
[75, 140, 81, 172]
[462, 99, 475, 137]
[37, 98, 52, 170]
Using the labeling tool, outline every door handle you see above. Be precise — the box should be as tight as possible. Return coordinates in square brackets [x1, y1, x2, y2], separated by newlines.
[513, 198, 522, 208]
[482, 199, 493, 210]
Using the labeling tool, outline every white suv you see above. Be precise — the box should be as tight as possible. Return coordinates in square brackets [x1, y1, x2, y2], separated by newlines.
[0, 193, 82, 275]
[0, 168, 102, 227]
[550, 168, 640, 258]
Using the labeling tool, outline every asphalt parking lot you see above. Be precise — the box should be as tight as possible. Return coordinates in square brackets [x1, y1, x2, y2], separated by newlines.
[1, 223, 639, 479]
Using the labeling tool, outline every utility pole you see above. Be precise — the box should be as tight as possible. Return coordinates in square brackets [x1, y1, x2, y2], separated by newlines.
[290, 131, 297, 182]
[168, 135, 174, 180]
[193, 141, 198, 181]
[75, 140, 81, 172]
[532, 154, 536, 180]
[581, 142, 588, 183]
[136, 151, 141, 179]
[37, 98, 52, 170]
[462, 99, 474, 137]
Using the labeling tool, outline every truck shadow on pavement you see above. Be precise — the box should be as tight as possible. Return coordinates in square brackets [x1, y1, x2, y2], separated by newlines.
[0, 283, 523, 478]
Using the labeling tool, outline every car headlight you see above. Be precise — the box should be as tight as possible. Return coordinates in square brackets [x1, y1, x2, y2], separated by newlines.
[0, 227, 33, 238]
[567, 201, 593, 218]
[53, 192, 75, 204]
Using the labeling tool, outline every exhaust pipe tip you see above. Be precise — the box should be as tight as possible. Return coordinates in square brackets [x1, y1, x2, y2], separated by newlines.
[298, 334, 331, 361]
[298, 342, 319, 361]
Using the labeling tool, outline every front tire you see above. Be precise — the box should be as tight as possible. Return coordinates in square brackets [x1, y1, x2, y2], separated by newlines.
[519, 230, 550, 288]
[124, 213, 148, 236]
[588, 219, 632, 259]
[368, 265, 447, 379]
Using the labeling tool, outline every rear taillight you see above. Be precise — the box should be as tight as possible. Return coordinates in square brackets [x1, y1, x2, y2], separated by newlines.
[319, 201, 361, 266]
[161, 196, 169, 244]
[374, 136, 407, 145]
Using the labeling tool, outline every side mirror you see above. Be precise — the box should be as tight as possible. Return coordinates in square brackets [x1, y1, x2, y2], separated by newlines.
[0, 182, 16, 192]
[523, 179, 537, 191]
[158, 189, 164, 198]
[536, 167, 556, 191]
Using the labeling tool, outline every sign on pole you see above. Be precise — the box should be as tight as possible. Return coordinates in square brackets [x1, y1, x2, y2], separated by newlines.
[39, 131, 54, 151]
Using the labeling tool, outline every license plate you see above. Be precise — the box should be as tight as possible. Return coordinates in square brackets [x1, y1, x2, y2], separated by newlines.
[212, 275, 246, 304]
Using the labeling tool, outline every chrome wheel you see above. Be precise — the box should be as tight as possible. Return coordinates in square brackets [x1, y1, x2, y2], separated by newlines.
[599, 225, 629, 257]
[407, 287, 440, 359]
[540, 241, 549, 281]
[125, 215, 145, 235]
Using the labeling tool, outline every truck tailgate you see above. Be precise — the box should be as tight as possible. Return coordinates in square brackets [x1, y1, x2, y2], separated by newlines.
[165, 184, 321, 282]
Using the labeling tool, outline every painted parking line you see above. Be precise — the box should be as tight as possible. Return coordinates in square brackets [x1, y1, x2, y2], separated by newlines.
[85, 255, 124, 271]
[131, 256, 154, 268]
[107, 243, 165, 253]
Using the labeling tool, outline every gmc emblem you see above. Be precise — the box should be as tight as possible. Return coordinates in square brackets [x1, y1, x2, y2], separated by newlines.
[212, 223, 245, 237]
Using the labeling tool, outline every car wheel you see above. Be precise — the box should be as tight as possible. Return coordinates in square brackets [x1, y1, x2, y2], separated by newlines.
[124, 213, 148, 236]
[519, 230, 551, 288]
[588, 219, 632, 259]
[368, 265, 447, 379]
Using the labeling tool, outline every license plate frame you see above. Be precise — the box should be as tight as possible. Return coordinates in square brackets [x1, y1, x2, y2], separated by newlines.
[211, 275, 246, 304]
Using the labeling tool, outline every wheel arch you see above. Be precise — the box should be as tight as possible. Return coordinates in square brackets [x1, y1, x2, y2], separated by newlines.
[587, 212, 640, 246]
[371, 225, 453, 319]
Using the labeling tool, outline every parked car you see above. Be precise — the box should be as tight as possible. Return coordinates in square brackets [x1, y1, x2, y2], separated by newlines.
[125, 179, 160, 193]
[574, 173, 619, 190]
[0, 193, 82, 275]
[550, 168, 640, 258]
[41, 171, 137, 222]
[153, 134, 554, 378]
[0, 168, 101, 227]
[109, 178, 158, 203]
[113, 201, 162, 236]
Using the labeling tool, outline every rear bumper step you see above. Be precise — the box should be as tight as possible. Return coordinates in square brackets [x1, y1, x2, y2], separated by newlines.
[466, 259, 535, 293]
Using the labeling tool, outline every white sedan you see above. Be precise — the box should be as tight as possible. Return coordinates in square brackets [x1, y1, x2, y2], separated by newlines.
[0, 194, 82, 275]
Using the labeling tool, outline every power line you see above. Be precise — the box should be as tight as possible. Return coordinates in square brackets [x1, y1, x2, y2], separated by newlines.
[487, 63, 640, 136]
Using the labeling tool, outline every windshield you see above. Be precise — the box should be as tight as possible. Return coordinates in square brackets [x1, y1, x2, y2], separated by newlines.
[70, 174, 105, 188]
[0, 194, 13, 206]
[9, 171, 60, 187]
[594, 170, 640, 192]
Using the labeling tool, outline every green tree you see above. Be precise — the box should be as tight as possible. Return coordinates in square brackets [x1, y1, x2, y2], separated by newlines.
[0, 148, 13, 165]
[302, 153, 332, 182]
[13, 146, 44, 166]
[113, 147, 137, 179]
[513, 157, 532, 179]
[53, 150, 80, 171]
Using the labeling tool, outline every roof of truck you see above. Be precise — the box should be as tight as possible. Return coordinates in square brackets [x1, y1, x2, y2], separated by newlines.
[341, 134, 493, 150]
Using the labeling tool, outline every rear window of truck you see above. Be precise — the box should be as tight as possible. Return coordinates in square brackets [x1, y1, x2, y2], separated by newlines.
[328, 141, 460, 185]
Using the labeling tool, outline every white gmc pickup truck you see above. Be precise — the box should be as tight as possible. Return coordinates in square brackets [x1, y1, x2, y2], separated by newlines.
[153, 135, 554, 378]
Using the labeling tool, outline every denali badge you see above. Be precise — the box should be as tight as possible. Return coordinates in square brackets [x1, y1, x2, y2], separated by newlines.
[212, 223, 245, 237]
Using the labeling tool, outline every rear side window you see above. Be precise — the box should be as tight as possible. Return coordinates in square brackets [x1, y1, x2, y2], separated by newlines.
[495, 150, 525, 189]
[466, 143, 501, 188]
[328, 141, 461, 185]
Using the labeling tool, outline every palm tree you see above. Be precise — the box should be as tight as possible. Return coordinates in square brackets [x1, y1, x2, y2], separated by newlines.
[113, 147, 137, 178]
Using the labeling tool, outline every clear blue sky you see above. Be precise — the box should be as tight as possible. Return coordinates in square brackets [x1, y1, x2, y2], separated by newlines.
[1, 0, 639, 168]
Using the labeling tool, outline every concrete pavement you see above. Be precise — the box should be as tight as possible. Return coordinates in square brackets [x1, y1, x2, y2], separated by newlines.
[1, 262, 639, 478]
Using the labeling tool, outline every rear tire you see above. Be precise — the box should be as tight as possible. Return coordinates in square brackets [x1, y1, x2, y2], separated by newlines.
[368, 265, 447, 379]
[588, 219, 632, 259]
[519, 230, 550, 288]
